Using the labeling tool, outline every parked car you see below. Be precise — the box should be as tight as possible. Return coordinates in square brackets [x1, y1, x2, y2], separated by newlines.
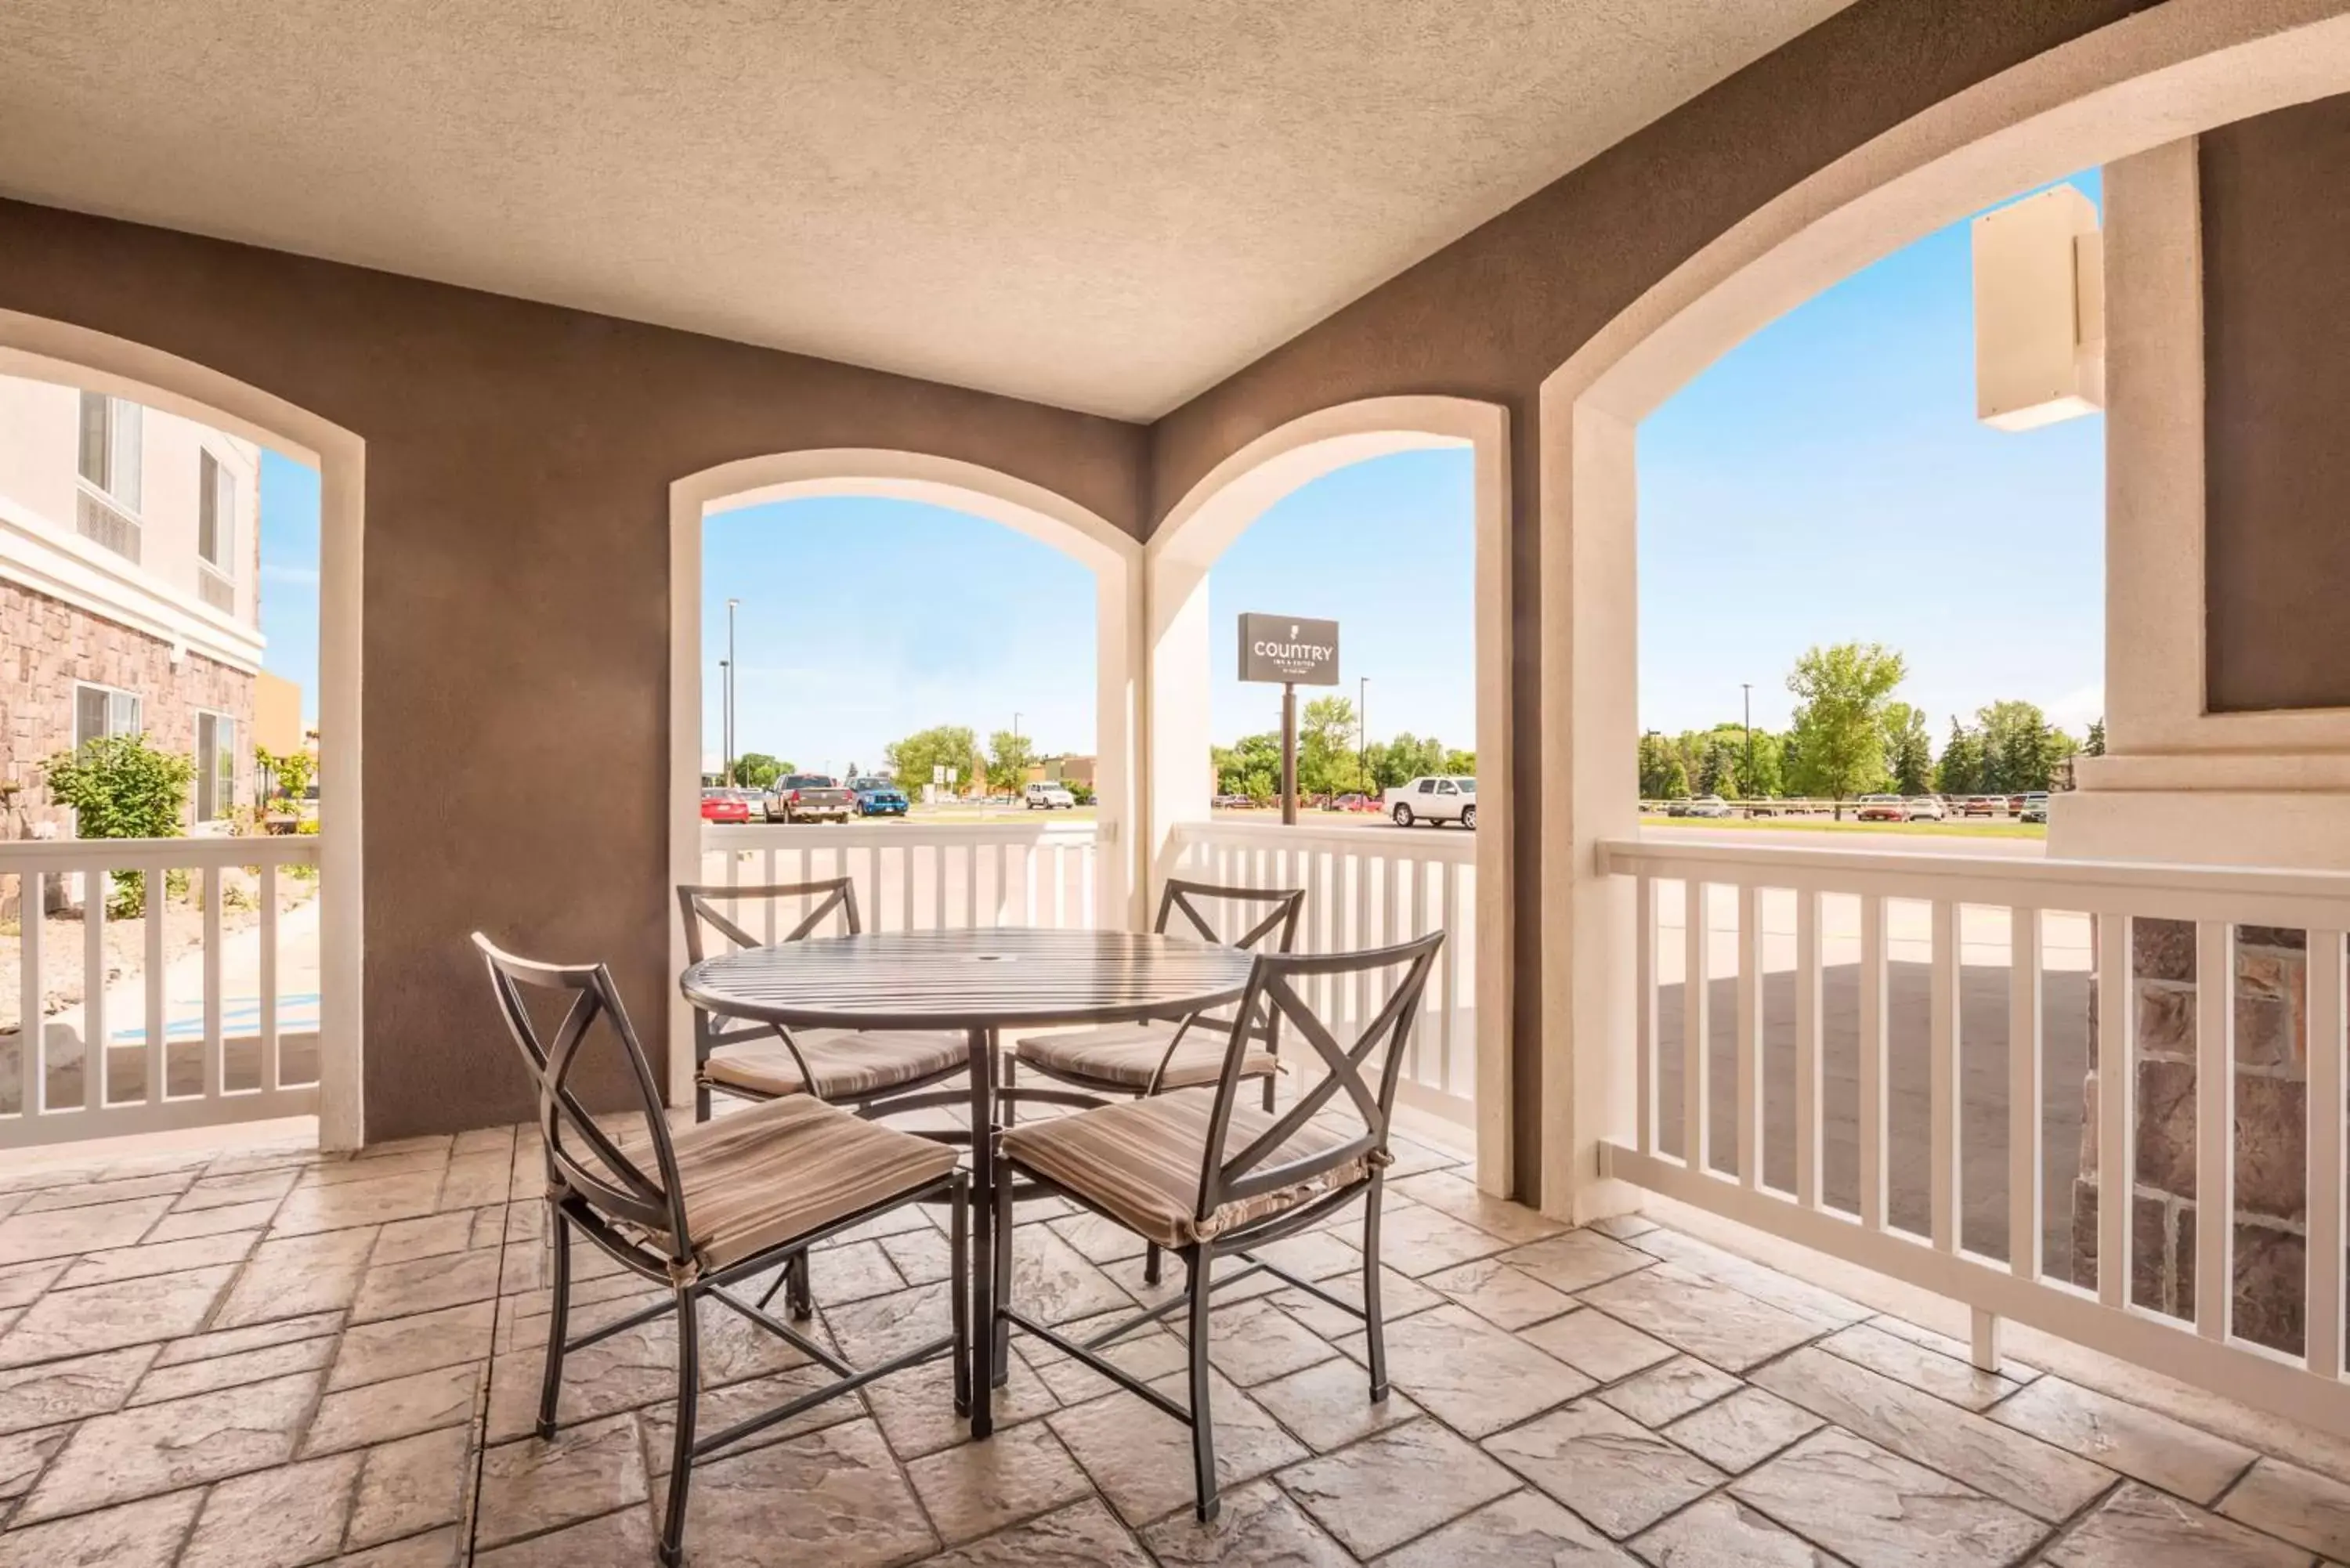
[1682, 795, 1734, 820]
[769, 774, 856, 822]
[1329, 793, 1380, 814]
[2020, 793, 2050, 824]
[1025, 781, 1077, 810]
[1384, 775, 1477, 828]
[1960, 794, 2004, 818]
[1905, 796, 1947, 821]
[700, 787, 753, 825]
[848, 777, 909, 817]
[1855, 793, 1907, 822]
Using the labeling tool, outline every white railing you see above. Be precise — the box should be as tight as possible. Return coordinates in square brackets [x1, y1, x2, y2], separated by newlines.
[1598, 834, 2350, 1437]
[1169, 818, 1476, 1129]
[700, 819, 1100, 934]
[2, 833, 320, 1147]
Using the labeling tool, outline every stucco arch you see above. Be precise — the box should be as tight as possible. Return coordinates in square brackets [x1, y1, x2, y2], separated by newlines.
[1144, 394, 1513, 1186]
[1536, 0, 2350, 1217]
[667, 449, 1144, 1097]
[0, 307, 367, 1149]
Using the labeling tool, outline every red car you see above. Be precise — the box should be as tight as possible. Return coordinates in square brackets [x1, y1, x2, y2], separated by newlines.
[700, 787, 753, 824]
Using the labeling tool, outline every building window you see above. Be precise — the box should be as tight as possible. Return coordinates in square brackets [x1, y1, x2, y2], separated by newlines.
[74, 683, 143, 750]
[197, 450, 237, 571]
[76, 392, 142, 512]
[195, 711, 237, 822]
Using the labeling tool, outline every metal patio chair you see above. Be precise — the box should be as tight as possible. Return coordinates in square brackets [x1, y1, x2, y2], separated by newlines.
[1006, 877, 1304, 1285]
[678, 878, 971, 1316]
[984, 930, 1443, 1522]
[475, 934, 967, 1568]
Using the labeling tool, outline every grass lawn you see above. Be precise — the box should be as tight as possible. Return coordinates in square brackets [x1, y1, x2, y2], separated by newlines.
[1640, 814, 2046, 840]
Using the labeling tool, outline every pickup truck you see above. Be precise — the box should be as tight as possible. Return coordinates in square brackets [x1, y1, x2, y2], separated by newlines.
[768, 774, 856, 823]
[1384, 775, 1477, 828]
[848, 777, 909, 817]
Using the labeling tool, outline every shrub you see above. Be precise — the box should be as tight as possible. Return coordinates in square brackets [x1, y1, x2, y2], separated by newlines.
[42, 733, 193, 916]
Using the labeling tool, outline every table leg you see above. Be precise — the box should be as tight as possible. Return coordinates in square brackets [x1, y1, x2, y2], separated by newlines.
[966, 1026, 1006, 1413]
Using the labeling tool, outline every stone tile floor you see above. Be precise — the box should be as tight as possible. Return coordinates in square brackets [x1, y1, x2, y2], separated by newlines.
[0, 1118, 2347, 1565]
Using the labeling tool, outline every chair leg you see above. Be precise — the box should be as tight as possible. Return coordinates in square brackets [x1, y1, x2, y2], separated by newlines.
[694, 1079, 711, 1122]
[1186, 1245, 1220, 1522]
[1144, 1241, 1162, 1287]
[1002, 1052, 1018, 1128]
[658, 1282, 700, 1568]
[950, 1173, 972, 1417]
[992, 1142, 1015, 1388]
[1363, 1174, 1390, 1403]
[536, 1209, 572, 1440]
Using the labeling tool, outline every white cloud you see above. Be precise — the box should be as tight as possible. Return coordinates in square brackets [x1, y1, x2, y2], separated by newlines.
[2045, 683, 2104, 729]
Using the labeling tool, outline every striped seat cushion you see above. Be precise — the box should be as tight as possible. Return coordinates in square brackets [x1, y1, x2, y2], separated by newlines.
[616, 1095, 958, 1271]
[1001, 1088, 1375, 1251]
[1014, 1022, 1278, 1092]
[705, 1028, 968, 1101]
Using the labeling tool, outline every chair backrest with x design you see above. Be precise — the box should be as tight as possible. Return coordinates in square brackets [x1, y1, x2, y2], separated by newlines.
[677, 877, 862, 965]
[1155, 879, 1304, 953]
[1191, 931, 1444, 1220]
[473, 933, 692, 1261]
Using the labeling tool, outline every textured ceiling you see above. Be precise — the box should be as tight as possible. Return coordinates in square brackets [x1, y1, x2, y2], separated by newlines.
[0, 1, 1850, 418]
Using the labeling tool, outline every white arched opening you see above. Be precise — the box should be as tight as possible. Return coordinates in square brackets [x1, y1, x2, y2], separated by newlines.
[1147, 396, 1513, 1190]
[1538, 0, 2350, 1219]
[0, 308, 367, 1149]
[667, 449, 1143, 1098]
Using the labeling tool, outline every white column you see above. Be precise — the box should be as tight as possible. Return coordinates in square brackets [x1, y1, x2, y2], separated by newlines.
[1145, 551, 1213, 905]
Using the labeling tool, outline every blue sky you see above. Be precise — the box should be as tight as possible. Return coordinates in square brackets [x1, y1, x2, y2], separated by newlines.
[250, 171, 2106, 761]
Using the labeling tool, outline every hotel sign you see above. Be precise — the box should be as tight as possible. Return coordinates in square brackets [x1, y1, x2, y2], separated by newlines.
[1238, 614, 1340, 685]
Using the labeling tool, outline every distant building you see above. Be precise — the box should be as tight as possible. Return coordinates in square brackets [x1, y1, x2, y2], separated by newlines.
[0, 374, 267, 837]
[1042, 754, 1096, 788]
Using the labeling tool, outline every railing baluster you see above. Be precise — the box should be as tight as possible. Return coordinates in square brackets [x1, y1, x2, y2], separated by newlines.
[2009, 905, 2044, 1281]
[1929, 900, 1959, 1254]
[1794, 888, 1820, 1208]
[964, 843, 978, 930]
[1381, 852, 1401, 1050]
[202, 866, 224, 1104]
[1684, 877, 1708, 1175]
[260, 862, 280, 1093]
[19, 870, 42, 1116]
[2309, 928, 2345, 1379]
[1353, 852, 1372, 1030]
[144, 873, 166, 1104]
[2097, 914, 2135, 1310]
[1439, 857, 1459, 1096]
[933, 845, 949, 930]
[899, 841, 916, 932]
[995, 842, 1010, 927]
[2196, 919, 2235, 1341]
[82, 865, 106, 1113]
[1859, 893, 1887, 1230]
[1636, 874, 1656, 1158]
[1736, 882, 1762, 1190]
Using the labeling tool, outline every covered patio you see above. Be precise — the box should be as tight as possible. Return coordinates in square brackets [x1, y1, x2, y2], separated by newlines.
[9, 0, 2350, 1562]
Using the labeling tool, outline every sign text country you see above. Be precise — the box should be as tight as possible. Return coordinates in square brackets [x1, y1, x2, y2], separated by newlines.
[1238, 612, 1340, 685]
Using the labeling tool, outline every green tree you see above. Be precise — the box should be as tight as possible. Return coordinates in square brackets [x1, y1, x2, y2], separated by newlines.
[254, 745, 316, 804]
[2084, 717, 2106, 757]
[1441, 748, 1477, 778]
[1297, 696, 1365, 798]
[1212, 734, 1282, 801]
[1783, 642, 1907, 815]
[44, 734, 195, 916]
[1882, 703, 1934, 796]
[732, 752, 788, 790]
[986, 729, 1037, 795]
[1368, 733, 1444, 792]
[884, 726, 978, 794]
[1976, 699, 2062, 793]
[1936, 720, 1985, 795]
[1639, 732, 1690, 800]
[1692, 732, 1746, 798]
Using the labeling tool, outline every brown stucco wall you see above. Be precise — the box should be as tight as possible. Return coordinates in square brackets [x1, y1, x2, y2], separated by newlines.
[2202, 92, 2350, 714]
[1147, 0, 2152, 1198]
[0, 199, 1146, 1140]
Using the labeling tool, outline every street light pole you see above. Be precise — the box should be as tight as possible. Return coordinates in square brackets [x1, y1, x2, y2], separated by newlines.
[1741, 681, 1754, 793]
[725, 598, 740, 785]
[718, 658, 732, 784]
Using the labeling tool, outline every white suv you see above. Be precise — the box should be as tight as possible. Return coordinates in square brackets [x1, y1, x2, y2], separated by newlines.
[1384, 775, 1476, 828]
[1025, 781, 1076, 810]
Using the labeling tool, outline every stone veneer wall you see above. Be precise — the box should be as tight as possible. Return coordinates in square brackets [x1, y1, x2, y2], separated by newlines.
[0, 578, 254, 847]
[2073, 919, 2326, 1354]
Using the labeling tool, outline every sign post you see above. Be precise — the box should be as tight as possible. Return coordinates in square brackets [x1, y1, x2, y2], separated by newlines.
[1237, 613, 1340, 826]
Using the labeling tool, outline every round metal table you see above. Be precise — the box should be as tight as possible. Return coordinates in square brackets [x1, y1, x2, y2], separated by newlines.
[678, 926, 1257, 1389]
